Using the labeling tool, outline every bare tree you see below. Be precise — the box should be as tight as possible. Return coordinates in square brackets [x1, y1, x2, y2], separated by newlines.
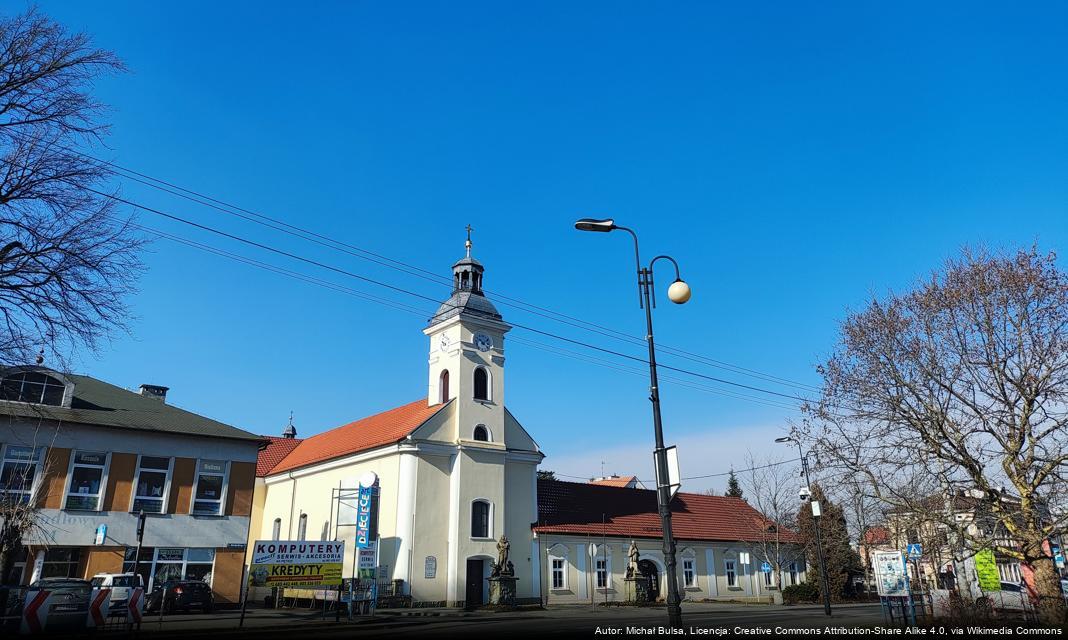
[831, 473, 884, 597]
[740, 451, 806, 590]
[802, 247, 1068, 624]
[0, 7, 141, 369]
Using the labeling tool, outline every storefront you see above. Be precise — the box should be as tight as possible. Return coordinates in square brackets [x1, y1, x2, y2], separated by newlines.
[123, 547, 216, 591]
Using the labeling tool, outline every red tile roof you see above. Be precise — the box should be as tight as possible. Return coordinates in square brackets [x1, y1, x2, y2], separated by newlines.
[589, 475, 638, 488]
[256, 436, 304, 477]
[863, 525, 891, 545]
[267, 399, 445, 475]
[534, 479, 802, 544]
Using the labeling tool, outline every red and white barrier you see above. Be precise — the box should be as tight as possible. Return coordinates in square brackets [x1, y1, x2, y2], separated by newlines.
[127, 587, 144, 625]
[87, 588, 112, 627]
[20, 590, 51, 635]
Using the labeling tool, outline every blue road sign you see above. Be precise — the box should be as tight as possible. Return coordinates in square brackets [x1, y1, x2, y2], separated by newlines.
[761, 562, 772, 573]
[906, 543, 922, 559]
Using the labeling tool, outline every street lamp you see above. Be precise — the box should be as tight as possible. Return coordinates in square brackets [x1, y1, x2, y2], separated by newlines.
[575, 217, 690, 627]
[776, 436, 832, 616]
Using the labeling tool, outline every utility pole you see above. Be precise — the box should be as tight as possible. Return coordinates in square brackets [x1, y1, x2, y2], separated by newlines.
[777, 437, 832, 616]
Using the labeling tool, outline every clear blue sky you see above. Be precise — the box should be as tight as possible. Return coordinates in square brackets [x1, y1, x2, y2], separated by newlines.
[22, 1, 1068, 492]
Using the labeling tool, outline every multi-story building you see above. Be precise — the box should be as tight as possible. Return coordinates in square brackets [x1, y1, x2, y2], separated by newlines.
[0, 367, 262, 605]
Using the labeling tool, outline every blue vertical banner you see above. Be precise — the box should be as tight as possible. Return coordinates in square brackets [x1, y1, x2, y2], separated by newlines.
[356, 471, 379, 549]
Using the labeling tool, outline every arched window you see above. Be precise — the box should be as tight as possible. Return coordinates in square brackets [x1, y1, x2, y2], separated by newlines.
[439, 370, 450, 403]
[471, 500, 490, 538]
[0, 371, 66, 406]
[473, 425, 489, 442]
[272, 518, 281, 540]
[297, 513, 308, 540]
[548, 544, 570, 590]
[473, 367, 489, 401]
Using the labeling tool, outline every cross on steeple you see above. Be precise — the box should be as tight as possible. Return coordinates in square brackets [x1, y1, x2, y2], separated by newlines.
[465, 224, 473, 258]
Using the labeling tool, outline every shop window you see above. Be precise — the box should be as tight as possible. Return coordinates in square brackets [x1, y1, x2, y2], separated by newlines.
[42, 548, 82, 579]
[0, 445, 42, 504]
[132, 456, 171, 513]
[192, 459, 228, 515]
[65, 450, 108, 510]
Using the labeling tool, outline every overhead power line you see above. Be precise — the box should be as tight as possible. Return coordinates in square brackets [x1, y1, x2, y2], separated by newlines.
[83, 185, 821, 407]
[4, 131, 821, 394]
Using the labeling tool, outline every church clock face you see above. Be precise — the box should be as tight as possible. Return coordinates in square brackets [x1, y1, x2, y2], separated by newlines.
[473, 332, 493, 352]
[439, 334, 450, 351]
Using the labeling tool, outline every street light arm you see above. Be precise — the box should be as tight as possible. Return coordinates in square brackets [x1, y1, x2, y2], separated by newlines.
[649, 255, 683, 281]
[612, 225, 644, 308]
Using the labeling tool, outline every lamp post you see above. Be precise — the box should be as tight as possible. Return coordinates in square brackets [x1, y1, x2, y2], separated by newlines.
[575, 218, 690, 627]
[776, 436, 832, 616]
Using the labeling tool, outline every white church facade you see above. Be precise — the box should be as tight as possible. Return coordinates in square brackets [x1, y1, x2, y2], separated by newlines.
[250, 238, 808, 607]
[254, 240, 543, 607]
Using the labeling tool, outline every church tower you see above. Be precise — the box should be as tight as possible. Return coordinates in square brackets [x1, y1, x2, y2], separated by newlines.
[423, 229, 511, 444]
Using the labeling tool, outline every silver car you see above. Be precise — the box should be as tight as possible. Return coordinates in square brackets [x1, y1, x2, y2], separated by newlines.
[27, 577, 92, 633]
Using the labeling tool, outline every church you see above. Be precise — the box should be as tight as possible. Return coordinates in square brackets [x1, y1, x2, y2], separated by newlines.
[250, 237, 808, 607]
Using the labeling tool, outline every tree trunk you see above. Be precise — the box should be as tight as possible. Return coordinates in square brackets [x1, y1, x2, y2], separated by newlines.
[1031, 556, 1066, 626]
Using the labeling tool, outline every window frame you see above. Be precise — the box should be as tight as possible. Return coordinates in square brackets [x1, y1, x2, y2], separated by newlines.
[789, 561, 799, 586]
[472, 424, 491, 442]
[548, 545, 569, 591]
[470, 499, 492, 539]
[0, 444, 44, 504]
[63, 450, 110, 511]
[683, 558, 696, 588]
[0, 370, 69, 407]
[725, 559, 737, 588]
[473, 366, 490, 402]
[130, 455, 174, 514]
[595, 557, 608, 589]
[191, 459, 230, 516]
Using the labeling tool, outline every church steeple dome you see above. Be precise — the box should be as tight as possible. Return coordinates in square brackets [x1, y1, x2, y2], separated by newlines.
[282, 412, 297, 439]
[451, 225, 485, 294]
[428, 226, 502, 326]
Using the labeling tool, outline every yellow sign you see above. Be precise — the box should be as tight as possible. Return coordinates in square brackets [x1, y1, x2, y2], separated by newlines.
[250, 540, 345, 588]
[250, 563, 343, 587]
[974, 548, 1000, 592]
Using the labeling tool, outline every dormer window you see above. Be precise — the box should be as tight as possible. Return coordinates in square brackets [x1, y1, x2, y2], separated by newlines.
[0, 371, 66, 406]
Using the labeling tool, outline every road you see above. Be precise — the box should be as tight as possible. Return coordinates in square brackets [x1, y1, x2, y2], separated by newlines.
[134, 602, 887, 638]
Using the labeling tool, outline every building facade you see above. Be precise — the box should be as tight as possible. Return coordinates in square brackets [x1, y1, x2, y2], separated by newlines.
[533, 479, 808, 605]
[253, 242, 544, 607]
[0, 368, 261, 604]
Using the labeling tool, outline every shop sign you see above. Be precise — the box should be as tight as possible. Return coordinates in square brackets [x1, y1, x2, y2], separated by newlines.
[250, 540, 344, 588]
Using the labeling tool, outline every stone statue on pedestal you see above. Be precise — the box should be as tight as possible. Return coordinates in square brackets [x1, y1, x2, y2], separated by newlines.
[491, 535, 513, 577]
[626, 540, 640, 578]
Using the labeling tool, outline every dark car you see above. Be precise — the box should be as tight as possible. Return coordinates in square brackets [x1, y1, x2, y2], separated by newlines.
[145, 580, 214, 614]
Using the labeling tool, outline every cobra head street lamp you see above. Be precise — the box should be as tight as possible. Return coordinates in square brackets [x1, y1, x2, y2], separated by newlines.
[573, 218, 616, 232]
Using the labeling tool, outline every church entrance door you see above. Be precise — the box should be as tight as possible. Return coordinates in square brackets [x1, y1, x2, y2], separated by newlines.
[638, 559, 660, 600]
[465, 558, 484, 608]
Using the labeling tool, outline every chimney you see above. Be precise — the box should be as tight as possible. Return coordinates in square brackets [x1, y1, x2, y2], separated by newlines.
[139, 384, 169, 403]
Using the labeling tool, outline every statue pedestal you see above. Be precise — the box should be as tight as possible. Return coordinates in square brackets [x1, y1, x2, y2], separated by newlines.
[487, 576, 517, 606]
[625, 575, 653, 604]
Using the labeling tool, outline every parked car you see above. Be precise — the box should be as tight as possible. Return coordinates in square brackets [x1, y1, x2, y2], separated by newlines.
[89, 572, 144, 614]
[26, 577, 91, 633]
[145, 580, 214, 614]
